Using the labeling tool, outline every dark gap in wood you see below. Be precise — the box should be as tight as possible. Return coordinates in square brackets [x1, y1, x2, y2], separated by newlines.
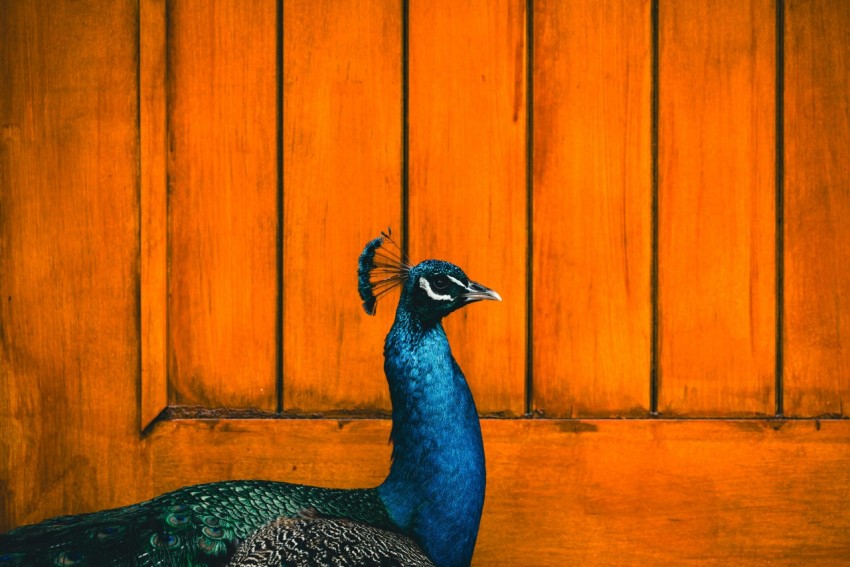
[141, 407, 169, 438]
[164, 0, 174, 406]
[158, 405, 392, 421]
[524, 0, 534, 417]
[650, 0, 660, 416]
[275, 0, 285, 414]
[401, 0, 410, 259]
[135, 0, 144, 426]
[775, 0, 785, 417]
[142, 406, 849, 436]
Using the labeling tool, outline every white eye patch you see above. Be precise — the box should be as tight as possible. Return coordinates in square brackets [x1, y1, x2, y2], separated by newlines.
[447, 275, 468, 290]
[419, 277, 453, 301]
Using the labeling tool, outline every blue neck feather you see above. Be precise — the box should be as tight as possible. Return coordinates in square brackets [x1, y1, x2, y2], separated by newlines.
[377, 298, 486, 567]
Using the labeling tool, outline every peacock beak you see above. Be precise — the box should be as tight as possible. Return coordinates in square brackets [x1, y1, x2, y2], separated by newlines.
[462, 280, 502, 303]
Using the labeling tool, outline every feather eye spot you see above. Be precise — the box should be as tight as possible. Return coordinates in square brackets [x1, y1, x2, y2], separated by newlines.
[166, 513, 189, 527]
[203, 525, 224, 539]
[86, 525, 126, 541]
[201, 515, 221, 527]
[54, 551, 84, 566]
[197, 535, 228, 556]
[150, 532, 180, 549]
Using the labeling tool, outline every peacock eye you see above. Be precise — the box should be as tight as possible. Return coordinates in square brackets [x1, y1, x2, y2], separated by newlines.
[431, 275, 450, 291]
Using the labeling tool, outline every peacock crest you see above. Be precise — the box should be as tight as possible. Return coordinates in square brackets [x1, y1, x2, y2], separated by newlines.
[357, 229, 411, 315]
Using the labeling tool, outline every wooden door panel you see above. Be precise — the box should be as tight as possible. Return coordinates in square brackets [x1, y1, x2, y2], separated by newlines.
[282, 0, 402, 414]
[150, 420, 392, 494]
[0, 0, 147, 527]
[3, 1, 850, 565]
[408, 0, 528, 416]
[167, 0, 278, 409]
[785, 0, 850, 417]
[532, 0, 652, 418]
[658, 0, 776, 416]
[477, 419, 850, 565]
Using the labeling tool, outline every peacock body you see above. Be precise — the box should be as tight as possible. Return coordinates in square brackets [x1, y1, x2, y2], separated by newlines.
[0, 233, 499, 567]
[1, 482, 390, 566]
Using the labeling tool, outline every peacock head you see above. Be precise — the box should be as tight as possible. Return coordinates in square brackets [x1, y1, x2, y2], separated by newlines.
[358, 231, 501, 322]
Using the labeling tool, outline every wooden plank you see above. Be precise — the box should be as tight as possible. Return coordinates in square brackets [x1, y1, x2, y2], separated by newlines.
[0, 0, 147, 528]
[140, 0, 168, 429]
[532, 0, 652, 417]
[784, 0, 850, 417]
[658, 0, 776, 416]
[478, 419, 850, 565]
[151, 420, 392, 494]
[408, 0, 527, 415]
[282, 0, 402, 412]
[167, 1, 278, 409]
[147, 419, 850, 565]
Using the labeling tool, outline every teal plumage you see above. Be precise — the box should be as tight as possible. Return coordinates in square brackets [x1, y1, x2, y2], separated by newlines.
[0, 233, 499, 567]
[1, 482, 390, 566]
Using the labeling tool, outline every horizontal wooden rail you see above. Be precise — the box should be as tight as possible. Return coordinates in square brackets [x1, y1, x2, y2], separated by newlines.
[146, 418, 850, 566]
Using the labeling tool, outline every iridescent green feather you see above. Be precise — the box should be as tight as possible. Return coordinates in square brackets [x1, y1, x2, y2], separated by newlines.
[0, 481, 391, 567]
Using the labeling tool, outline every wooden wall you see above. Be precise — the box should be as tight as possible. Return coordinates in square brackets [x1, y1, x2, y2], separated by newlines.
[2, 0, 850, 564]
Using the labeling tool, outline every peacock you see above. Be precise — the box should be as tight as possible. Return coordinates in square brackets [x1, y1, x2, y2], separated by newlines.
[0, 232, 500, 567]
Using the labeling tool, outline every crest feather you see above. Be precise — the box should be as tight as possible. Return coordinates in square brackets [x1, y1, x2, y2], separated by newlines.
[358, 230, 411, 315]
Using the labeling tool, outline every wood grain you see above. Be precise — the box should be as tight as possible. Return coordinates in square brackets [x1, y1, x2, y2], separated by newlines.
[147, 418, 850, 566]
[3, 5, 850, 567]
[282, 0, 402, 412]
[167, 1, 278, 409]
[408, 0, 527, 415]
[658, 0, 776, 416]
[532, 0, 652, 417]
[140, 0, 168, 429]
[0, 0, 147, 527]
[784, 0, 850, 417]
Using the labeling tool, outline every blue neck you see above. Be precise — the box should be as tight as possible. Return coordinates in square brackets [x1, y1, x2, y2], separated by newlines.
[377, 306, 486, 567]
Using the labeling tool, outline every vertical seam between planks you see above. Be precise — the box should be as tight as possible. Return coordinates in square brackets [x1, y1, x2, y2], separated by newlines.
[164, 0, 173, 407]
[136, 1, 144, 428]
[774, 0, 785, 417]
[401, 0, 410, 259]
[524, 0, 534, 417]
[650, 0, 660, 416]
[276, 0, 285, 414]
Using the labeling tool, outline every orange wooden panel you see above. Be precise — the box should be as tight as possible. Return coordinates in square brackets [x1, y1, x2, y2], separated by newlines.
[167, 1, 278, 409]
[140, 0, 168, 429]
[784, 0, 850, 417]
[408, 0, 526, 415]
[150, 420, 392, 494]
[658, 0, 776, 416]
[282, 0, 402, 412]
[146, 419, 850, 565]
[0, 0, 148, 528]
[532, 0, 652, 417]
[477, 419, 850, 565]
